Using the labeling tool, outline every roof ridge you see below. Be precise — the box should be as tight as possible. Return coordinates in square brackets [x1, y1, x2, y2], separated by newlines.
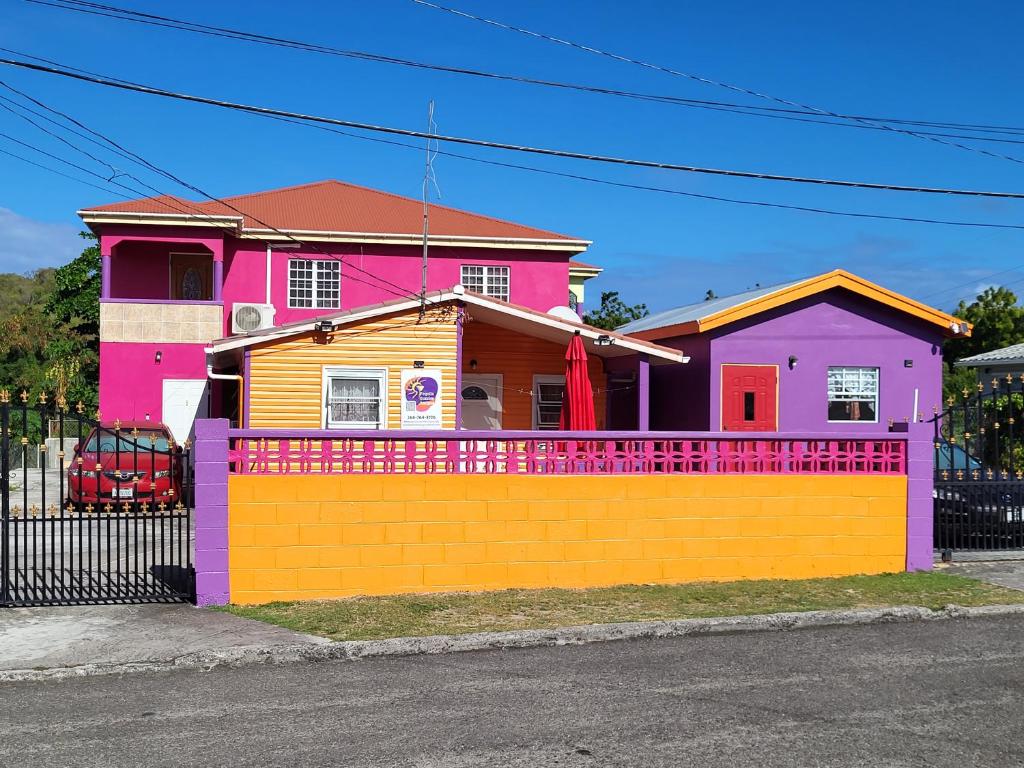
[210, 179, 580, 241]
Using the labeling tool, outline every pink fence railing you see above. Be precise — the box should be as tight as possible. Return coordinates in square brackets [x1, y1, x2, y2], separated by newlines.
[226, 430, 907, 476]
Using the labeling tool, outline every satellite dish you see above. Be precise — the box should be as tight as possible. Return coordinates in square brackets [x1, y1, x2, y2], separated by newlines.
[548, 305, 581, 322]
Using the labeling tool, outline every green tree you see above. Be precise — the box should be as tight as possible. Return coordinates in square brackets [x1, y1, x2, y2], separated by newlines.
[583, 290, 649, 330]
[943, 286, 1024, 399]
[0, 232, 100, 410]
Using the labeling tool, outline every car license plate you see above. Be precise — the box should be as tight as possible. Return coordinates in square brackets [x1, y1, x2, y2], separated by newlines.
[116, 488, 134, 498]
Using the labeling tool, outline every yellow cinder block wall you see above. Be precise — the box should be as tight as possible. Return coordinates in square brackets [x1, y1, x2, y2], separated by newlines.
[226, 473, 908, 605]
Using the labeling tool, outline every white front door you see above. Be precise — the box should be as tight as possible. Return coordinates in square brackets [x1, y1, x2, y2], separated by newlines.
[460, 374, 502, 430]
[162, 379, 210, 443]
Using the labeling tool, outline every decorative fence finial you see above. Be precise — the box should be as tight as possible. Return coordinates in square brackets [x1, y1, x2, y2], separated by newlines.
[0, 389, 9, 404]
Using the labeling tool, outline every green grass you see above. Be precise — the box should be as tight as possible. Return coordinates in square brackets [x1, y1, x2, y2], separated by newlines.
[218, 570, 1024, 642]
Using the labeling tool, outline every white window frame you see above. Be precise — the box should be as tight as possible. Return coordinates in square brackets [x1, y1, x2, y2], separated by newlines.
[460, 264, 510, 302]
[288, 258, 341, 309]
[322, 366, 388, 429]
[532, 374, 566, 430]
[826, 366, 879, 424]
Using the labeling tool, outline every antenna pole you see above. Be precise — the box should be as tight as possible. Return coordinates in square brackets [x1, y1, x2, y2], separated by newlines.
[420, 99, 435, 319]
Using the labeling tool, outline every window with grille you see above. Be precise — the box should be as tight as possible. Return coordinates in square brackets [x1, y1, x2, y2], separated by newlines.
[324, 367, 386, 428]
[289, 259, 340, 309]
[827, 366, 879, 422]
[460, 265, 510, 302]
[533, 375, 565, 430]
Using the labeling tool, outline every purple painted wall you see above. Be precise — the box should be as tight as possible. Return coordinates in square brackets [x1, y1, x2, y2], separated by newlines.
[650, 335, 711, 430]
[651, 290, 944, 435]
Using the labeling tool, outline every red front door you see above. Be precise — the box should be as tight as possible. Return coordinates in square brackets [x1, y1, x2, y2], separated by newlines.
[721, 365, 777, 431]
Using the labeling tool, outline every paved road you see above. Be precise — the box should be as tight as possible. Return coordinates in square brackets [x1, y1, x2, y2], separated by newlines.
[2, 615, 1023, 767]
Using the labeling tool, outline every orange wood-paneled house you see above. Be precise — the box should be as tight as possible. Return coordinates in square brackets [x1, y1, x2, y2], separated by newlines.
[206, 288, 686, 432]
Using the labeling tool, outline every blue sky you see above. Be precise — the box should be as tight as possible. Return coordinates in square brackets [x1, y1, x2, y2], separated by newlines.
[1, 0, 1023, 313]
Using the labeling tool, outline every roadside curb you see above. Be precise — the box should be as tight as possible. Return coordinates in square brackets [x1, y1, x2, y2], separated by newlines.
[4, 603, 1024, 683]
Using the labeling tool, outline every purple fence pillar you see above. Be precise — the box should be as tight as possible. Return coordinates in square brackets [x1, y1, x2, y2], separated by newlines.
[905, 432, 933, 571]
[194, 418, 230, 605]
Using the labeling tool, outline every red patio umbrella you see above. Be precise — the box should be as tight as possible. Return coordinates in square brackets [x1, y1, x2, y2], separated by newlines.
[559, 332, 597, 431]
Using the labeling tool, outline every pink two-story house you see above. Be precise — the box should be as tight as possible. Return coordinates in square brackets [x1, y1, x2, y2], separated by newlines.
[80, 179, 602, 440]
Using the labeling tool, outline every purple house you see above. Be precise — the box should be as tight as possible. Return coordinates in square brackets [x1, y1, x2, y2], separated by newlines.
[616, 270, 967, 433]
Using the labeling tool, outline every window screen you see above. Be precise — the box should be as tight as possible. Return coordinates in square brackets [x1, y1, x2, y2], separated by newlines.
[827, 367, 879, 422]
[325, 370, 385, 428]
[460, 265, 510, 302]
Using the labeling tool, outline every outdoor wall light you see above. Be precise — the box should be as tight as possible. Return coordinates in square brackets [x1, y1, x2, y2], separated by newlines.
[788, 355, 798, 370]
[314, 320, 334, 333]
[154, 350, 162, 364]
[595, 334, 614, 346]
[469, 359, 478, 370]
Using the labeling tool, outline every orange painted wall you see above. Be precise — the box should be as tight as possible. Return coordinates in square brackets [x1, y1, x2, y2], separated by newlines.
[227, 473, 908, 605]
[462, 321, 607, 429]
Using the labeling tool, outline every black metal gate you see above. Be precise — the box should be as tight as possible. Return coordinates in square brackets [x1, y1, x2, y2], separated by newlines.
[1, 390, 194, 606]
[933, 375, 1024, 551]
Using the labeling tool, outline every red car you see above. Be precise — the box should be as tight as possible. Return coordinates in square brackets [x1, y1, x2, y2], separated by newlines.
[67, 422, 184, 505]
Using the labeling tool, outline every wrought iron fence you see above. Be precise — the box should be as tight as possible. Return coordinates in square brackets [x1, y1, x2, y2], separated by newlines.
[1, 389, 194, 606]
[932, 374, 1024, 551]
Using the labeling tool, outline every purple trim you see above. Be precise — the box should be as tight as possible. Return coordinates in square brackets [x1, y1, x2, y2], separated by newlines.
[227, 427, 904, 441]
[193, 418, 230, 606]
[243, 349, 251, 429]
[100, 298, 224, 305]
[637, 353, 650, 431]
[455, 306, 464, 430]
[213, 259, 224, 302]
[101, 254, 111, 299]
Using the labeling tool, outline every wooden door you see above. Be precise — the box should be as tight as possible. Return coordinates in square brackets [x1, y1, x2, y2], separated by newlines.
[169, 253, 213, 301]
[721, 365, 777, 431]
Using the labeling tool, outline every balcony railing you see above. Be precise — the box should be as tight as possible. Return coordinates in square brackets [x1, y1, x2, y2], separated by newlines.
[226, 429, 907, 476]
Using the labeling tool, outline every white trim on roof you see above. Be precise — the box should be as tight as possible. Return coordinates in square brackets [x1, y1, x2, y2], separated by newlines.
[208, 289, 685, 363]
[78, 211, 590, 251]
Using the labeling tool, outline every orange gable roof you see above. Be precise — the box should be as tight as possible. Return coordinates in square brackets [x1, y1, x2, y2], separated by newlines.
[81, 179, 585, 243]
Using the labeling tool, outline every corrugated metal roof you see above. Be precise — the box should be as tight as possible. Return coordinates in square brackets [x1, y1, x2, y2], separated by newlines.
[956, 342, 1024, 367]
[617, 278, 805, 334]
[82, 180, 583, 242]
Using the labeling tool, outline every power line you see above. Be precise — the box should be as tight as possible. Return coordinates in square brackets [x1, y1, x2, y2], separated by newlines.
[0, 144, 122, 194]
[5, 52, 1024, 240]
[0, 81, 432, 304]
[27, 0, 1024, 147]
[410, 0, 1024, 168]
[263, 111, 1024, 232]
[3, 55, 1024, 200]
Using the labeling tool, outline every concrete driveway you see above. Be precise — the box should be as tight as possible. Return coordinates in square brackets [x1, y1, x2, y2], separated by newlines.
[947, 560, 1024, 592]
[0, 604, 326, 673]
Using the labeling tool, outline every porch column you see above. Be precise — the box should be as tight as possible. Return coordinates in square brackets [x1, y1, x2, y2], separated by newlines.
[455, 305, 464, 429]
[101, 253, 111, 299]
[213, 256, 224, 302]
[637, 353, 650, 431]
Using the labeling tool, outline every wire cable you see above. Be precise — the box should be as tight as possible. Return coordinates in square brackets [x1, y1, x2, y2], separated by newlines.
[27, 0, 1024, 146]
[410, 0, 1024, 167]
[0, 80, 433, 304]
[3, 54, 1024, 200]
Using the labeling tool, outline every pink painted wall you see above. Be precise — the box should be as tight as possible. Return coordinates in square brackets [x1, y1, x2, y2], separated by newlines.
[99, 342, 208, 423]
[221, 242, 570, 332]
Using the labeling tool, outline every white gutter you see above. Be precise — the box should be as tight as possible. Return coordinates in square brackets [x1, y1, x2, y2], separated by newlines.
[206, 357, 245, 426]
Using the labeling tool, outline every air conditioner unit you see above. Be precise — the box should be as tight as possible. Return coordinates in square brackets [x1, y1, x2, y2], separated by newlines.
[231, 303, 276, 334]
